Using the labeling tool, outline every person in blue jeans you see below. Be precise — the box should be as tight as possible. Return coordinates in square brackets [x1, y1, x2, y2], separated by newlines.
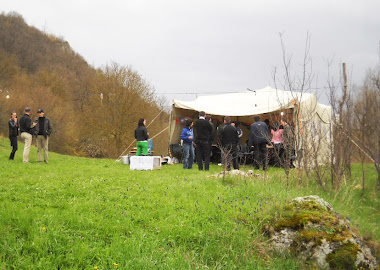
[180, 119, 194, 169]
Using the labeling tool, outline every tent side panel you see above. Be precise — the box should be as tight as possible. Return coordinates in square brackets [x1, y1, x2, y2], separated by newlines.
[169, 104, 181, 145]
[297, 102, 332, 167]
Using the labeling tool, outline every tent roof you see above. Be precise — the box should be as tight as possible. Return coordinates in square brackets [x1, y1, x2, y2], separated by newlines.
[173, 86, 315, 116]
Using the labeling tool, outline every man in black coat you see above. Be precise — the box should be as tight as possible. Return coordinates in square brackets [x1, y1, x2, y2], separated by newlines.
[248, 115, 270, 170]
[19, 107, 37, 163]
[8, 111, 19, 160]
[193, 111, 213, 171]
[220, 116, 239, 171]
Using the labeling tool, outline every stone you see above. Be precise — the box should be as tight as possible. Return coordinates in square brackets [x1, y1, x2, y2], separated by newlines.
[264, 195, 378, 269]
[207, 170, 261, 179]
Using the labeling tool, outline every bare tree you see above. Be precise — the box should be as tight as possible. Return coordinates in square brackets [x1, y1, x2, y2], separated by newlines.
[273, 32, 320, 187]
[327, 62, 355, 189]
[352, 67, 380, 189]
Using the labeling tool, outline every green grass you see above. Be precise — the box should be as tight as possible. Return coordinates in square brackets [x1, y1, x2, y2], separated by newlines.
[0, 137, 379, 269]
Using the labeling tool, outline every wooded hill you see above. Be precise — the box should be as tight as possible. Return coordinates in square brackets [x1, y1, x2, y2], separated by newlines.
[0, 12, 169, 158]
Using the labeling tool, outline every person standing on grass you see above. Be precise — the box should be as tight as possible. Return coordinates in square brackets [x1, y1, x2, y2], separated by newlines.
[180, 119, 194, 169]
[206, 115, 214, 158]
[220, 116, 239, 171]
[33, 109, 53, 163]
[248, 115, 270, 170]
[231, 121, 243, 144]
[270, 122, 284, 167]
[217, 120, 226, 166]
[135, 118, 149, 156]
[280, 118, 295, 169]
[194, 111, 213, 171]
[8, 111, 19, 160]
[19, 107, 37, 163]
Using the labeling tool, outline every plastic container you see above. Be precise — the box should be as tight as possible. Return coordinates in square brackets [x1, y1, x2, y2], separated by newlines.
[121, 155, 130, 165]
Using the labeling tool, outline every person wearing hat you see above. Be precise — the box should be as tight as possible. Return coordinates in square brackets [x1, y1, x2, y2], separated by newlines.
[33, 109, 53, 163]
[19, 107, 37, 163]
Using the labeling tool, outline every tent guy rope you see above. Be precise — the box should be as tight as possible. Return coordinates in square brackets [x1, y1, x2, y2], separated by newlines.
[116, 109, 166, 161]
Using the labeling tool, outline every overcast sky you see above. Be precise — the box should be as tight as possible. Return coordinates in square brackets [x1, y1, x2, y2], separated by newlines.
[1, 0, 380, 104]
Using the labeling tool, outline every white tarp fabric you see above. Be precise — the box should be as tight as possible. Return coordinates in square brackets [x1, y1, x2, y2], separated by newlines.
[173, 86, 330, 119]
[170, 86, 332, 165]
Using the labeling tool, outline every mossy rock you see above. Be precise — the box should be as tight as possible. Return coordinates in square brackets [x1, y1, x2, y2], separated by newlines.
[264, 195, 378, 269]
[289, 195, 334, 212]
[326, 242, 361, 270]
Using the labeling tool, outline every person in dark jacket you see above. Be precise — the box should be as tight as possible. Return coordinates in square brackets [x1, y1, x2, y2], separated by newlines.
[33, 109, 53, 163]
[217, 121, 226, 166]
[134, 118, 149, 156]
[193, 111, 212, 171]
[206, 116, 214, 158]
[180, 119, 194, 169]
[8, 111, 19, 160]
[280, 118, 295, 169]
[248, 115, 270, 170]
[19, 107, 37, 163]
[220, 116, 239, 171]
[231, 121, 243, 144]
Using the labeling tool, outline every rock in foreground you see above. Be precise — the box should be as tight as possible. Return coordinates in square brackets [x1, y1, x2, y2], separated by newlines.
[263, 195, 378, 269]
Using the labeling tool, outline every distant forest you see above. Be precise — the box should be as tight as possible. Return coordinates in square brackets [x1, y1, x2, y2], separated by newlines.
[0, 12, 169, 158]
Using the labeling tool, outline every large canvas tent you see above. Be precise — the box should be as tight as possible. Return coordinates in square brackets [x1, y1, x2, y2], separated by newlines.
[169, 86, 332, 165]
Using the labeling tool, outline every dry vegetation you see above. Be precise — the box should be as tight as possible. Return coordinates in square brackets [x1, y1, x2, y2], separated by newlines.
[0, 12, 169, 158]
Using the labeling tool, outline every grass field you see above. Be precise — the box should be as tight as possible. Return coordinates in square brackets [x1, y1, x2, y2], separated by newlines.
[0, 137, 379, 269]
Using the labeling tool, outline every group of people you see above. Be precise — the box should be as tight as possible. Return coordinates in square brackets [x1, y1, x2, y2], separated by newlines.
[8, 108, 293, 169]
[180, 111, 214, 170]
[180, 111, 239, 171]
[179, 111, 295, 171]
[248, 116, 294, 170]
[8, 107, 53, 163]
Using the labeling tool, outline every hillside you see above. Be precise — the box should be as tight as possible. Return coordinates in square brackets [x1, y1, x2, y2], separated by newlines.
[0, 137, 379, 269]
[0, 12, 169, 158]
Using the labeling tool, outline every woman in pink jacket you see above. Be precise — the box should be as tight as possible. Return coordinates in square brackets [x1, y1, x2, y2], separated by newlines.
[271, 122, 283, 166]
